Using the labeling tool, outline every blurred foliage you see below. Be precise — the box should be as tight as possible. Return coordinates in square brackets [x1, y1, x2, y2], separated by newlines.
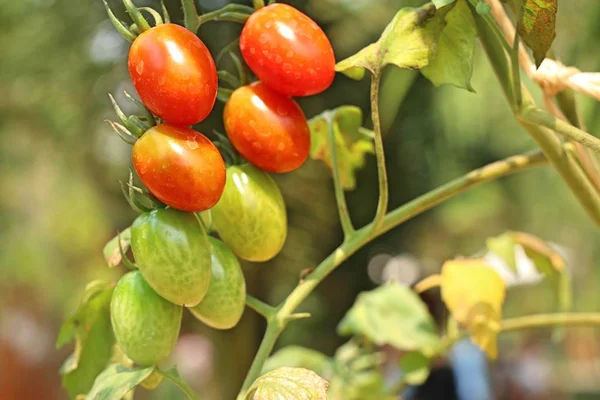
[2, 0, 600, 399]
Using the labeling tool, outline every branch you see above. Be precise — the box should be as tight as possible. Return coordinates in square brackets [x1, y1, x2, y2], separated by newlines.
[326, 114, 355, 238]
[519, 107, 600, 154]
[237, 149, 547, 397]
[371, 72, 388, 232]
[501, 313, 600, 332]
[245, 295, 276, 319]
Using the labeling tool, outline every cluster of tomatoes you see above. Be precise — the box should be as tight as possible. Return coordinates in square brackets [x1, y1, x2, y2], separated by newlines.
[107, 2, 335, 376]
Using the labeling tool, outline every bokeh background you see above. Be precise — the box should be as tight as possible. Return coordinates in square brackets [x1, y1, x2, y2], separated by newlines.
[2, 0, 600, 399]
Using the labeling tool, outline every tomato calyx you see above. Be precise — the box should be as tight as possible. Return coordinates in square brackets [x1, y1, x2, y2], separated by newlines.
[119, 170, 165, 214]
[107, 92, 156, 144]
[103, 0, 170, 42]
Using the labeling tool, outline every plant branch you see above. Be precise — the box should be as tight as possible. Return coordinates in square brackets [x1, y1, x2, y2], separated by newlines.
[519, 107, 600, 154]
[245, 295, 276, 319]
[237, 149, 547, 397]
[501, 313, 600, 332]
[371, 72, 388, 233]
[327, 114, 355, 238]
[511, 31, 522, 110]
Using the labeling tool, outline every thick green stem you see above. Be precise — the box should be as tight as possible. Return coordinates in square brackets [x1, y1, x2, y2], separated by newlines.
[123, 0, 151, 32]
[246, 295, 276, 319]
[501, 313, 600, 332]
[371, 72, 388, 232]
[236, 150, 547, 397]
[327, 114, 355, 238]
[520, 107, 600, 154]
[511, 31, 522, 110]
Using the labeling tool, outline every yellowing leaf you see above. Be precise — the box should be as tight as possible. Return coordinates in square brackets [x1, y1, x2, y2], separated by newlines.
[440, 258, 506, 359]
[421, 0, 477, 91]
[517, 0, 557, 67]
[309, 106, 374, 190]
[335, 4, 446, 79]
[247, 367, 328, 400]
[86, 364, 153, 400]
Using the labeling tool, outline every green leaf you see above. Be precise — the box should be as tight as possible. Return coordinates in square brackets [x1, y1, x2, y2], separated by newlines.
[263, 346, 333, 378]
[103, 227, 131, 268]
[338, 283, 442, 354]
[433, 0, 457, 7]
[57, 281, 115, 398]
[308, 106, 375, 190]
[516, 0, 557, 67]
[86, 364, 153, 400]
[247, 367, 329, 400]
[421, 0, 476, 91]
[335, 3, 446, 79]
[399, 351, 431, 386]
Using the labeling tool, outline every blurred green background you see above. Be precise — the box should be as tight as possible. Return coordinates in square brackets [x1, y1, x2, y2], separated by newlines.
[2, 0, 600, 399]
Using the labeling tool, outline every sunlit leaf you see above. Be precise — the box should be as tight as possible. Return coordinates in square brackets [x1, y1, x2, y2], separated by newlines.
[263, 346, 333, 378]
[516, 0, 557, 67]
[247, 367, 328, 400]
[102, 227, 131, 268]
[309, 106, 374, 190]
[421, 0, 476, 91]
[86, 364, 153, 400]
[57, 280, 115, 398]
[399, 351, 431, 386]
[440, 259, 505, 359]
[338, 283, 442, 354]
[433, 0, 457, 7]
[335, 3, 447, 79]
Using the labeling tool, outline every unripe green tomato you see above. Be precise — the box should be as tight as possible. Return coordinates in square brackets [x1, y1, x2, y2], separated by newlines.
[189, 237, 247, 329]
[111, 271, 182, 366]
[131, 208, 212, 306]
[211, 164, 287, 262]
[140, 369, 164, 390]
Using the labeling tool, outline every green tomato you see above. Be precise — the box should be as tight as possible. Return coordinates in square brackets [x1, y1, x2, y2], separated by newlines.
[111, 271, 182, 366]
[189, 237, 247, 329]
[211, 164, 287, 262]
[131, 208, 212, 306]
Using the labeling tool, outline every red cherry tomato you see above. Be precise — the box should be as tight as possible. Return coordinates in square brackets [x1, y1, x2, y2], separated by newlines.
[128, 24, 217, 126]
[224, 82, 310, 173]
[240, 3, 335, 97]
[132, 124, 226, 212]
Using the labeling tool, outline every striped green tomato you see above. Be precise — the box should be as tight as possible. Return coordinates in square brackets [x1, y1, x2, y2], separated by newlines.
[110, 271, 182, 366]
[189, 238, 246, 329]
[131, 208, 211, 306]
[211, 164, 287, 262]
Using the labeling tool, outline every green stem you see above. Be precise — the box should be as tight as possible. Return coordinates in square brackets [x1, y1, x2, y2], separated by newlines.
[236, 149, 547, 397]
[501, 313, 600, 332]
[252, 0, 265, 9]
[371, 72, 388, 232]
[246, 295, 276, 319]
[198, 4, 254, 26]
[327, 113, 355, 238]
[181, 0, 200, 32]
[511, 31, 522, 110]
[520, 107, 600, 154]
[122, 0, 151, 32]
[102, 0, 136, 42]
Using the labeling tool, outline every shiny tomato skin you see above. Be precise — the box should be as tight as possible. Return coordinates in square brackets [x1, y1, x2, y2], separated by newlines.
[224, 82, 310, 173]
[128, 23, 217, 126]
[132, 124, 226, 212]
[240, 3, 335, 97]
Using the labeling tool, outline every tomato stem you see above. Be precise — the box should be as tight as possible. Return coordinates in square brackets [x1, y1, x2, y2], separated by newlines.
[181, 0, 200, 33]
[370, 72, 388, 233]
[245, 295, 276, 319]
[237, 149, 548, 397]
[122, 0, 151, 32]
[138, 7, 163, 27]
[197, 4, 253, 27]
[102, 0, 136, 42]
[252, 0, 265, 9]
[160, 0, 170, 24]
[326, 112, 355, 238]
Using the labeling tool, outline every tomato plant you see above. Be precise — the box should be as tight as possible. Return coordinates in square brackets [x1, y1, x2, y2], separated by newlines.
[240, 3, 335, 97]
[131, 207, 212, 307]
[132, 124, 226, 212]
[224, 81, 311, 173]
[59, 0, 600, 399]
[128, 23, 217, 126]
[110, 271, 182, 366]
[212, 164, 287, 262]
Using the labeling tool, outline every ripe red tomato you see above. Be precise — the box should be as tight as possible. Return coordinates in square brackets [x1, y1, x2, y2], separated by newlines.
[132, 124, 226, 212]
[224, 82, 310, 173]
[128, 23, 217, 126]
[240, 3, 335, 97]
